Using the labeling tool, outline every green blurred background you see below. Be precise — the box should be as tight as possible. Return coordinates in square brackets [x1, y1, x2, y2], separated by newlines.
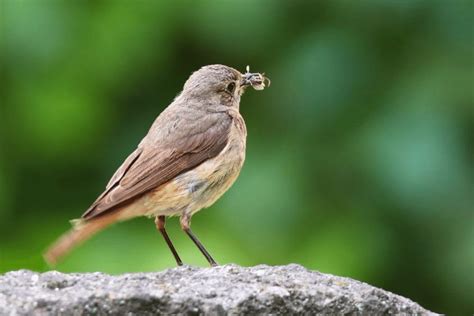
[1, 1, 473, 314]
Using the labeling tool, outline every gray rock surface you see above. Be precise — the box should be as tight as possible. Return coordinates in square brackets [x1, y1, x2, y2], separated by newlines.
[0, 264, 436, 315]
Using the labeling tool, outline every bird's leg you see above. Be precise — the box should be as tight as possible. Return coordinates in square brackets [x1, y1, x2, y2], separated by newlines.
[180, 214, 218, 267]
[155, 216, 183, 266]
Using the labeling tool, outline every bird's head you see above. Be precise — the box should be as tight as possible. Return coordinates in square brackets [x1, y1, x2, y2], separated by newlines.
[181, 64, 269, 109]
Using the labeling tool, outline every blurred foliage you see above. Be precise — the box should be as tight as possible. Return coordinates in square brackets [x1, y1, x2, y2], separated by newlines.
[1, 0, 473, 314]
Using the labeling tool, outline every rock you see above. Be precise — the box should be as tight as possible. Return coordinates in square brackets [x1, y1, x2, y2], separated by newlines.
[0, 264, 436, 315]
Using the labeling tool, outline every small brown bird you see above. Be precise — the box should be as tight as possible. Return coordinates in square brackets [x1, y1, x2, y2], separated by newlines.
[44, 64, 269, 267]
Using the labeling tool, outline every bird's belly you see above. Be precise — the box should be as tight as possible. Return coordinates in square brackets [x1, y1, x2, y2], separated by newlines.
[145, 129, 246, 217]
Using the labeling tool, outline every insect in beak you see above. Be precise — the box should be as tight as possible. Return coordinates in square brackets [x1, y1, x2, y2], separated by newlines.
[242, 65, 271, 90]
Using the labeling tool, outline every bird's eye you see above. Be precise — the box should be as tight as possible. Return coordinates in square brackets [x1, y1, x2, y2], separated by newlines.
[226, 82, 236, 93]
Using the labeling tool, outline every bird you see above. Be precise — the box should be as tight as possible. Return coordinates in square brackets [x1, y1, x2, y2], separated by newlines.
[44, 64, 269, 267]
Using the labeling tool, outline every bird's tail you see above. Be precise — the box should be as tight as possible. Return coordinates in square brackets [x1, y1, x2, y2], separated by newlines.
[43, 212, 120, 266]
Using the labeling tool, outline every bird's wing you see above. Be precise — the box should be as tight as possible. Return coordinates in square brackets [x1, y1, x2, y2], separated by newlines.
[81, 111, 232, 220]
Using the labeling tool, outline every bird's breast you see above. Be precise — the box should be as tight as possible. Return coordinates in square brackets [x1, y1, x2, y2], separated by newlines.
[146, 113, 247, 217]
[183, 114, 247, 213]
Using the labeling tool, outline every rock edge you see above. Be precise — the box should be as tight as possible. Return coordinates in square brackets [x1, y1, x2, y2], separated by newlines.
[0, 264, 436, 315]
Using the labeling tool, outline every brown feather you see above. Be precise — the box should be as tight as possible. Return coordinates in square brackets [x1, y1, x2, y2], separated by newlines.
[81, 110, 232, 220]
[43, 211, 122, 266]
